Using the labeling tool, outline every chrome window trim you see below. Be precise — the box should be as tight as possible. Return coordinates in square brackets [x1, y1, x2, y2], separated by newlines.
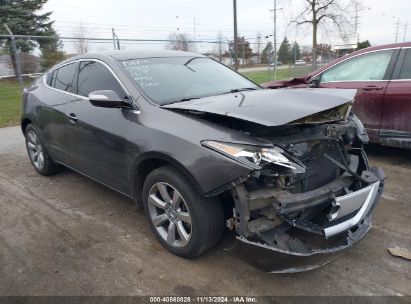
[319, 80, 390, 83]
[43, 58, 139, 112]
[314, 47, 402, 83]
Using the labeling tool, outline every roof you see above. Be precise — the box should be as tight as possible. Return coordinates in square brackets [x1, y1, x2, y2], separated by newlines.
[70, 49, 205, 62]
[49, 49, 206, 71]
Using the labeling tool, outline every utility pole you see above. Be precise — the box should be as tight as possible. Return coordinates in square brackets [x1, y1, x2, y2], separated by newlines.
[269, 0, 281, 80]
[193, 17, 197, 52]
[274, 0, 276, 80]
[112, 28, 120, 50]
[242, 37, 245, 67]
[4, 24, 24, 92]
[353, 0, 361, 42]
[394, 18, 401, 43]
[233, 0, 239, 70]
[404, 21, 408, 42]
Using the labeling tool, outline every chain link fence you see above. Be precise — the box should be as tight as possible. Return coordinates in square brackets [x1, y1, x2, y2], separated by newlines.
[0, 34, 344, 126]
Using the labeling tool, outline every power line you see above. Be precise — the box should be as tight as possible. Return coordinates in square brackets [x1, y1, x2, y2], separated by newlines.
[0, 34, 221, 44]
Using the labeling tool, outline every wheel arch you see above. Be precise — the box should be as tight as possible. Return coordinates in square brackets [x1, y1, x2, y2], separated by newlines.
[130, 152, 205, 207]
[21, 118, 33, 134]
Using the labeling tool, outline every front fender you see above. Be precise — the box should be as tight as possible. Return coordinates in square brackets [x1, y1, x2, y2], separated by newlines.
[129, 147, 252, 201]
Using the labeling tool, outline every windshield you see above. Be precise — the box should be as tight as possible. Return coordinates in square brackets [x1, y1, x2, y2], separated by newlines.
[121, 57, 260, 105]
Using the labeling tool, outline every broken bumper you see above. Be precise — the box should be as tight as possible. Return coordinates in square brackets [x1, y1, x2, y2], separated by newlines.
[230, 166, 385, 273]
[324, 181, 380, 238]
[233, 214, 374, 273]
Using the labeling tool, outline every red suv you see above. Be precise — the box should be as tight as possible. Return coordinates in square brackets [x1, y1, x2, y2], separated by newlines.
[263, 42, 411, 149]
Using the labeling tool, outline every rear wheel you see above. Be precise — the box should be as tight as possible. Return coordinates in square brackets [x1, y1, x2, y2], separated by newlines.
[142, 166, 224, 258]
[25, 124, 62, 175]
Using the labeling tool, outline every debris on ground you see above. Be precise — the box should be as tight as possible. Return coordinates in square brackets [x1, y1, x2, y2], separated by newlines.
[388, 247, 411, 260]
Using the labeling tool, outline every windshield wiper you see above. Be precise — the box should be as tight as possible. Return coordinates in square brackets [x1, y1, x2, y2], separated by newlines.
[162, 97, 200, 105]
[217, 87, 258, 95]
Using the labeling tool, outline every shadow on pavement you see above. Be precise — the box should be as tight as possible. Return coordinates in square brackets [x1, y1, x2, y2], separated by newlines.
[365, 144, 411, 167]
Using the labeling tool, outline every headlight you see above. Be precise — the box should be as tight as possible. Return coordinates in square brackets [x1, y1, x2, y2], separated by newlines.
[202, 141, 305, 173]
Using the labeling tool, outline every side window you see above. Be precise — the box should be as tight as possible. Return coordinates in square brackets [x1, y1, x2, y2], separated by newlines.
[321, 50, 394, 82]
[51, 63, 76, 92]
[77, 61, 125, 98]
[398, 49, 411, 79]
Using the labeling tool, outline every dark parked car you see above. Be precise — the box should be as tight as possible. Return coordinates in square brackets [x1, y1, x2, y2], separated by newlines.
[21, 50, 384, 272]
[263, 42, 411, 149]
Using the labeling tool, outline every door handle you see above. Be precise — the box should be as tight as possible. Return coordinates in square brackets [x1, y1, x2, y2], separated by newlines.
[363, 85, 384, 91]
[66, 113, 78, 122]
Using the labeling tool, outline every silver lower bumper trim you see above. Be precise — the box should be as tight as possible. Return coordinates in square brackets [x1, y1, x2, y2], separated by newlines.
[324, 181, 380, 238]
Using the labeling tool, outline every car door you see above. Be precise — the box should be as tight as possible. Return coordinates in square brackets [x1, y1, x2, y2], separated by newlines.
[379, 48, 411, 148]
[65, 60, 133, 194]
[40, 62, 77, 163]
[317, 49, 399, 142]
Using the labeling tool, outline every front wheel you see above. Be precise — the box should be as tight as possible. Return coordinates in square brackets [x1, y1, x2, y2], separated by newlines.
[142, 166, 224, 258]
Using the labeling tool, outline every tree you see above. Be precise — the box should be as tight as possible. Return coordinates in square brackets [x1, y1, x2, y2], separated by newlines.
[39, 27, 65, 70]
[167, 33, 191, 51]
[278, 36, 291, 64]
[73, 23, 90, 54]
[357, 40, 371, 50]
[0, 0, 60, 75]
[317, 43, 332, 52]
[290, 42, 301, 63]
[261, 42, 273, 64]
[228, 36, 253, 66]
[292, 0, 352, 50]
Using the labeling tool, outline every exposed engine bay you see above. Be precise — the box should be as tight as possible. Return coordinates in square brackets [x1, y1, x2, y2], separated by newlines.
[202, 112, 383, 272]
[164, 88, 385, 272]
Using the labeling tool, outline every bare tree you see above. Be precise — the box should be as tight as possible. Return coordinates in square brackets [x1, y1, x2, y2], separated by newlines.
[292, 0, 352, 50]
[167, 33, 190, 51]
[73, 23, 90, 54]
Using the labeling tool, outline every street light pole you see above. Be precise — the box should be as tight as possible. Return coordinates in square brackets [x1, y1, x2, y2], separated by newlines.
[233, 0, 239, 70]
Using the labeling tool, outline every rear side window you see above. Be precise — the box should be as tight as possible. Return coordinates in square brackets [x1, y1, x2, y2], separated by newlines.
[77, 61, 125, 98]
[398, 49, 411, 79]
[50, 63, 76, 93]
[321, 50, 394, 82]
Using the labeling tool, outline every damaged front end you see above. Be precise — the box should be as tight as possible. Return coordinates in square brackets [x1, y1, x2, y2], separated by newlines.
[212, 114, 384, 273]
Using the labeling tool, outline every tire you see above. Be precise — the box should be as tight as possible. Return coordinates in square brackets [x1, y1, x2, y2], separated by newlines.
[142, 166, 224, 258]
[25, 123, 63, 176]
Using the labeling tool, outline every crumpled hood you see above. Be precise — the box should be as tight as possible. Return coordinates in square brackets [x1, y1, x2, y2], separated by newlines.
[162, 88, 357, 127]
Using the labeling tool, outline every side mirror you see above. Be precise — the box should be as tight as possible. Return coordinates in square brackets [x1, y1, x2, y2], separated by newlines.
[88, 90, 133, 109]
[308, 77, 320, 88]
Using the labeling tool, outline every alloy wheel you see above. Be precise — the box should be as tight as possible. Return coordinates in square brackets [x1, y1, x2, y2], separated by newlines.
[148, 182, 192, 247]
[26, 130, 44, 170]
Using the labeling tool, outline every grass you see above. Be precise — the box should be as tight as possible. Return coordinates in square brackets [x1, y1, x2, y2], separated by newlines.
[0, 79, 24, 127]
[241, 66, 312, 84]
[0, 65, 312, 128]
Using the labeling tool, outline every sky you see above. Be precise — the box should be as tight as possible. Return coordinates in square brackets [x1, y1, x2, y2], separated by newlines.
[40, 0, 411, 54]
